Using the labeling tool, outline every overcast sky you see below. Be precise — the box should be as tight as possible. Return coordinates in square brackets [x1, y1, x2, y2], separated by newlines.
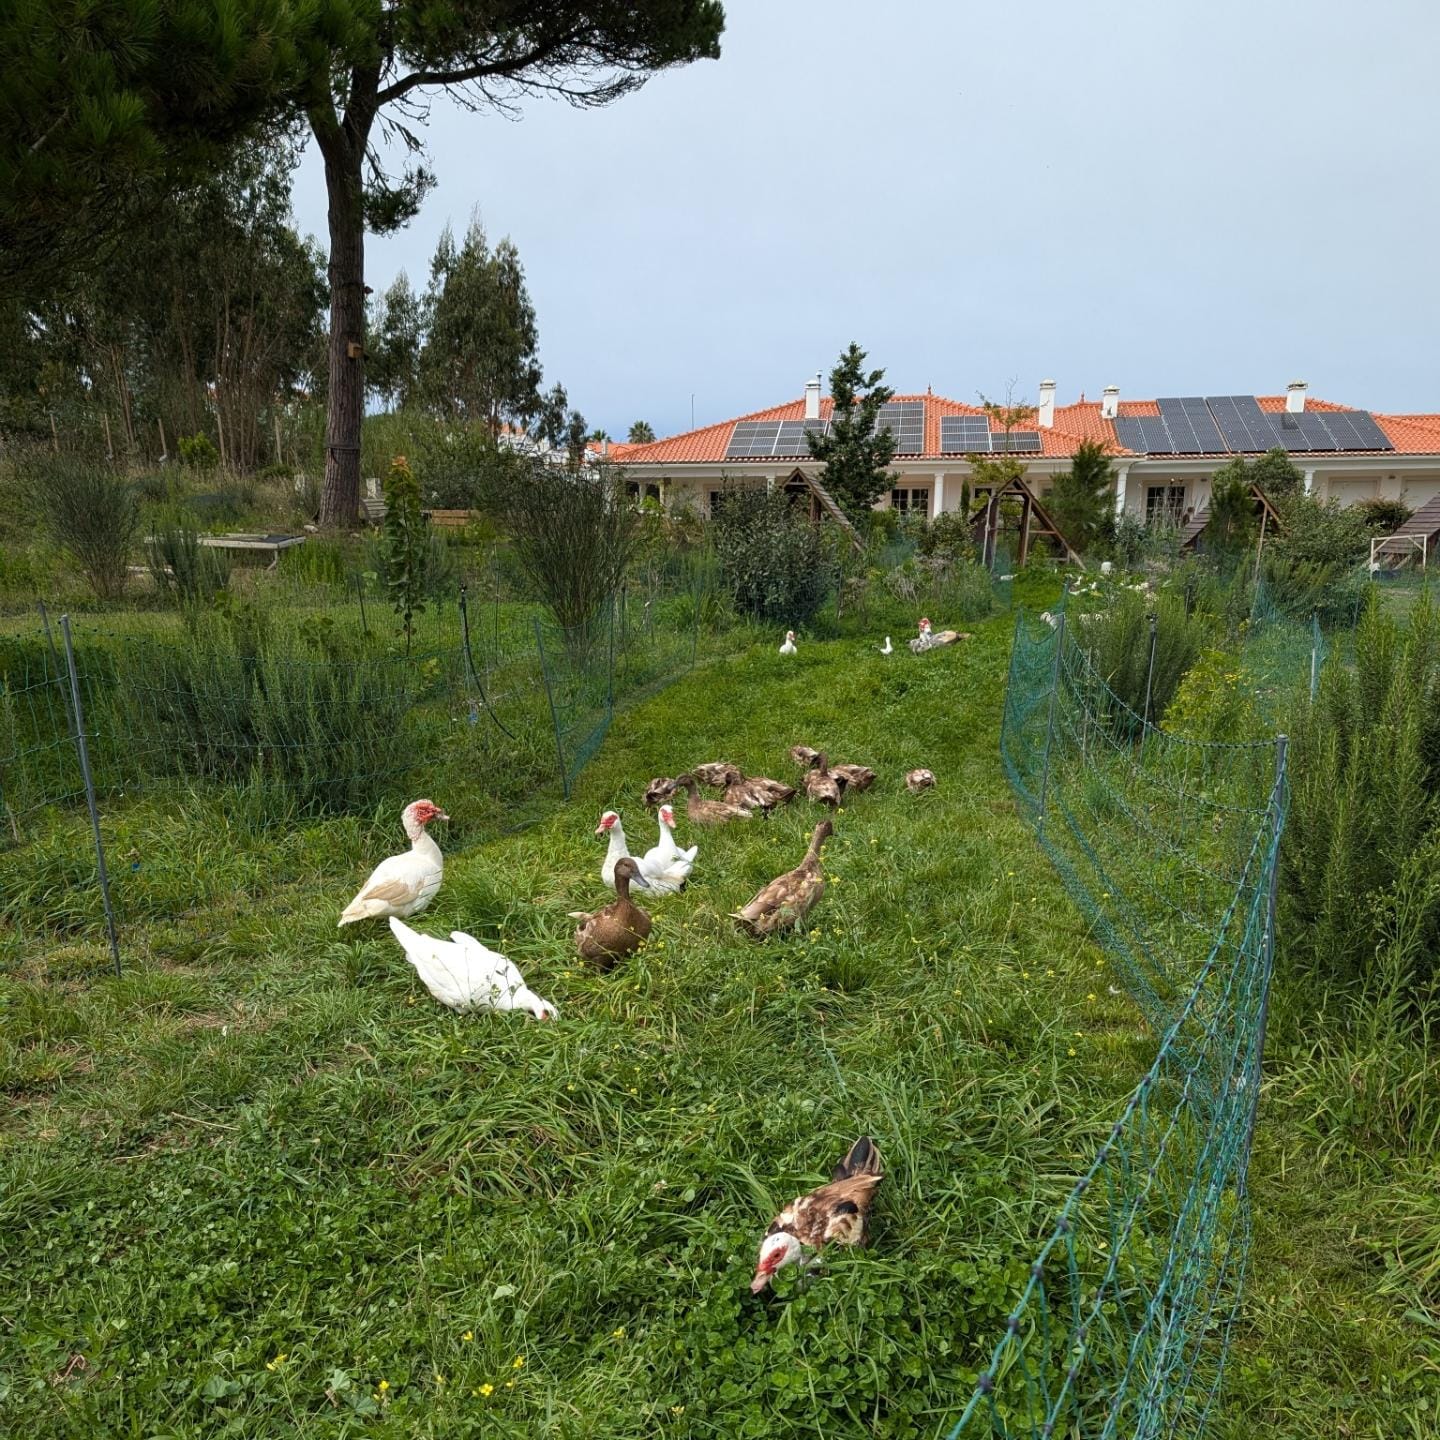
[291, 0, 1440, 438]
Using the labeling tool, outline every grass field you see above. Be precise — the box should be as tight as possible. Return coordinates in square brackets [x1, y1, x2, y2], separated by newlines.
[2, 611, 1435, 1436]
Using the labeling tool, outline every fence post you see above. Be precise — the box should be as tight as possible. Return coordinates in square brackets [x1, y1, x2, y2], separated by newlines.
[458, 586, 514, 740]
[533, 617, 569, 800]
[59, 615, 122, 979]
[1141, 611, 1159, 732]
[1245, 732, 1287, 1152]
[356, 573, 369, 637]
[1036, 609, 1067, 828]
[1309, 610, 1320, 701]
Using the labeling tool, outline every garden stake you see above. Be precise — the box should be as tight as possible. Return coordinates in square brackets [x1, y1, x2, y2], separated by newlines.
[61, 614, 122, 978]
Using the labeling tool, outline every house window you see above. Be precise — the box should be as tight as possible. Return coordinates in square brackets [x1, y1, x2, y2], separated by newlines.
[890, 487, 930, 515]
[708, 490, 723, 517]
[1146, 485, 1186, 525]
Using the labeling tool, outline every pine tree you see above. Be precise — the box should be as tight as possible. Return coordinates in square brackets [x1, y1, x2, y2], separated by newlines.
[368, 273, 425, 411]
[1046, 440, 1115, 552]
[805, 342, 896, 523]
[1206, 462, 1260, 556]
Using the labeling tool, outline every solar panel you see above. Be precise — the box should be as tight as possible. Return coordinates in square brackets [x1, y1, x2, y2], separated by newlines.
[992, 430, 1043, 453]
[1157, 399, 1202, 454]
[1138, 416, 1175, 453]
[1206, 396, 1271, 452]
[939, 416, 992, 453]
[1266, 411, 1312, 452]
[1322, 409, 1393, 451]
[876, 402, 925, 453]
[1114, 417, 1149, 453]
[1293, 411, 1339, 450]
[772, 420, 826, 455]
[1180, 396, 1227, 453]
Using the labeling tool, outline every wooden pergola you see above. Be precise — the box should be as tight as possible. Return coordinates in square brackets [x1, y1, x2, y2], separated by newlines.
[971, 474, 1082, 566]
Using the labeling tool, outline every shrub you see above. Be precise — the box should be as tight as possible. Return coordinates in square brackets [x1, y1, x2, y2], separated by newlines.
[1281, 593, 1440, 998]
[478, 454, 641, 634]
[1045, 440, 1114, 554]
[1077, 588, 1210, 725]
[1353, 496, 1413, 534]
[20, 456, 139, 600]
[1270, 492, 1371, 569]
[178, 433, 220, 470]
[145, 510, 230, 606]
[710, 484, 833, 626]
[382, 455, 427, 651]
[1205, 468, 1259, 556]
[916, 510, 975, 565]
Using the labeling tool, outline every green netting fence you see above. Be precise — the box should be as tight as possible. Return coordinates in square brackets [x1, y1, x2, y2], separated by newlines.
[948, 604, 1288, 1439]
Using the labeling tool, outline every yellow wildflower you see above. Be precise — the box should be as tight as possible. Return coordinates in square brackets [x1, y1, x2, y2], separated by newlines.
[1068, 1047, 1077, 1057]
[265, 1353, 288, 1371]
[612, 1327, 626, 1340]
[512, 1356, 525, 1370]
[461, 1331, 473, 1342]
[378, 1380, 389, 1393]
[479, 1382, 494, 1397]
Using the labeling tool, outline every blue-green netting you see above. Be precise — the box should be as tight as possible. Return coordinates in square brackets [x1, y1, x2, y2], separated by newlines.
[947, 607, 1287, 1439]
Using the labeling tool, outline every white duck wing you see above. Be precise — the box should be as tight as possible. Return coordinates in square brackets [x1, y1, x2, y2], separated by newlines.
[340, 852, 433, 924]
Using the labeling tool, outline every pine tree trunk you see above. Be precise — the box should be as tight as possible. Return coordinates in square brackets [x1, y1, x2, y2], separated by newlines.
[318, 137, 365, 528]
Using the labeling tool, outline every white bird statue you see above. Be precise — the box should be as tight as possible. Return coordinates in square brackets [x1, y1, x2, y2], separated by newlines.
[880, 636, 893, 655]
[338, 799, 448, 926]
[779, 630, 797, 655]
[388, 918, 556, 1019]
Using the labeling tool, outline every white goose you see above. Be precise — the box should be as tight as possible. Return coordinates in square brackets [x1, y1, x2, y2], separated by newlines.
[388, 918, 556, 1019]
[339, 799, 448, 926]
[641, 803, 698, 894]
[779, 630, 797, 655]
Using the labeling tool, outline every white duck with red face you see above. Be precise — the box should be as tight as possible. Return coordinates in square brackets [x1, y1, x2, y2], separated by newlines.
[639, 804, 698, 894]
[338, 799, 448, 925]
[779, 630, 797, 655]
[595, 810, 635, 890]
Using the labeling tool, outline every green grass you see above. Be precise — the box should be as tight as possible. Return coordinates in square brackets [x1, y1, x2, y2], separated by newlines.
[1, 613, 1435, 1437]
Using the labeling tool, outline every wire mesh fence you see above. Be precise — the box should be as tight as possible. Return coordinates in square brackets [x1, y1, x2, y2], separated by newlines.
[948, 607, 1288, 1439]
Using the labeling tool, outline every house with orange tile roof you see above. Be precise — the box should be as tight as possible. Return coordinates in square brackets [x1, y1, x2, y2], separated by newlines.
[604, 375, 1440, 537]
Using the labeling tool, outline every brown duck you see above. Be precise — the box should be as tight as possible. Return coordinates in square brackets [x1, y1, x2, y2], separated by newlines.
[831, 762, 876, 792]
[569, 857, 652, 969]
[674, 772, 753, 826]
[803, 753, 846, 809]
[789, 744, 821, 769]
[750, 1137, 884, 1293]
[731, 819, 832, 936]
[694, 761, 796, 815]
[905, 767, 936, 793]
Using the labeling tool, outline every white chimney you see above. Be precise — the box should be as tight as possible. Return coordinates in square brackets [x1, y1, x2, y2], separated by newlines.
[1286, 380, 1308, 414]
[1038, 379, 1056, 429]
[804, 372, 823, 421]
[1101, 385, 1120, 420]
[601, 438, 610, 457]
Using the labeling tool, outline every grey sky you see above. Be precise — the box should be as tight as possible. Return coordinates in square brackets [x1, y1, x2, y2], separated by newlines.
[292, 0, 1440, 436]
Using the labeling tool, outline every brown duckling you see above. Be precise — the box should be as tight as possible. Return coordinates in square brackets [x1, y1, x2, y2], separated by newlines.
[569, 857, 652, 969]
[674, 772, 753, 826]
[695, 761, 796, 815]
[803, 753, 846, 809]
[789, 744, 821, 769]
[905, 767, 936, 793]
[731, 819, 833, 937]
[831, 762, 876, 792]
[643, 776, 679, 809]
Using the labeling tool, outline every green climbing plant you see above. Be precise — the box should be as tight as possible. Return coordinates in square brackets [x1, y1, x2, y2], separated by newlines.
[382, 454, 427, 652]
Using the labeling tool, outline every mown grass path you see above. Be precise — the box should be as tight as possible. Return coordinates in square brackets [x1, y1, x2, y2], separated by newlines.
[1, 619, 1154, 1437]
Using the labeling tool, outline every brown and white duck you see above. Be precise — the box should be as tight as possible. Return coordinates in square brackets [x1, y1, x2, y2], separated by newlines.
[569, 857, 652, 969]
[750, 1137, 884, 1293]
[831, 761, 876, 792]
[803, 753, 846, 809]
[731, 819, 832, 937]
[789, 744, 821, 769]
[694, 761, 796, 815]
[674, 772, 753, 826]
[905, 767, 937, 793]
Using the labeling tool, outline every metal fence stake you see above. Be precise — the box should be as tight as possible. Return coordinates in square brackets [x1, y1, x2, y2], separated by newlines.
[533, 617, 569, 799]
[60, 615, 122, 978]
[1309, 610, 1321, 701]
[1141, 611, 1159, 732]
[356, 574, 369, 636]
[1036, 609, 1067, 828]
[1245, 733, 1288, 1155]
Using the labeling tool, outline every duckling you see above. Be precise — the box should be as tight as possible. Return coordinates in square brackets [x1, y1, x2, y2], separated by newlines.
[831, 762, 876, 793]
[905, 768, 936, 793]
[643, 776, 679, 809]
[569, 857, 652, 970]
[694, 762, 796, 815]
[803, 753, 846, 809]
[674, 772, 753, 826]
[789, 744, 821, 769]
[731, 820, 833, 937]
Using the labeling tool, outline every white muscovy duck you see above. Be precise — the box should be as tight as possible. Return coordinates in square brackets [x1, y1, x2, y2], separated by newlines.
[779, 630, 797, 655]
[641, 803, 698, 893]
[338, 799, 448, 926]
[880, 636, 893, 655]
[388, 918, 556, 1019]
[596, 809, 633, 890]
